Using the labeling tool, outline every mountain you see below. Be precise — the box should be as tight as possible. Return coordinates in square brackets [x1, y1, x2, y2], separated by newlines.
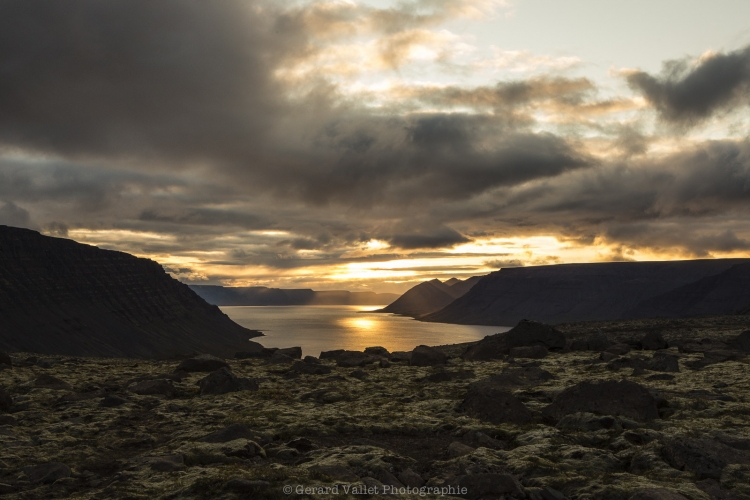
[377, 276, 482, 317]
[189, 286, 398, 306]
[623, 262, 750, 319]
[0, 225, 262, 358]
[422, 259, 750, 326]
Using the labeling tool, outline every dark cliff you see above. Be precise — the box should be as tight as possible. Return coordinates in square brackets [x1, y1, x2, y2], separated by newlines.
[190, 286, 397, 306]
[0, 225, 262, 358]
[377, 276, 482, 317]
[422, 259, 750, 326]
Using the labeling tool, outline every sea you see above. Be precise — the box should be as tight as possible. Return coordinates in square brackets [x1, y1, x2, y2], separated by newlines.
[221, 305, 510, 357]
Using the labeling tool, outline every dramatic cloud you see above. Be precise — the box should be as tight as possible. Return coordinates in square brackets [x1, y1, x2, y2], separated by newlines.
[627, 45, 750, 124]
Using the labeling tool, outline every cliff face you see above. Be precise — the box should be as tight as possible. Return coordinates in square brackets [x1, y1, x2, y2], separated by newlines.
[378, 277, 481, 317]
[0, 225, 262, 358]
[189, 286, 398, 306]
[422, 259, 750, 326]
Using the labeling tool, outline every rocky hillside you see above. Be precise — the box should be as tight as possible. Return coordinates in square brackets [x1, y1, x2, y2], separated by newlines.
[422, 260, 750, 326]
[377, 277, 482, 318]
[0, 226, 262, 358]
[190, 286, 397, 306]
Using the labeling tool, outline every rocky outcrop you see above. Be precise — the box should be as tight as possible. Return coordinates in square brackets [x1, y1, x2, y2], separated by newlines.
[422, 259, 750, 325]
[0, 225, 261, 358]
[542, 380, 660, 422]
[377, 277, 480, 317]
[463, 320, 565, 360]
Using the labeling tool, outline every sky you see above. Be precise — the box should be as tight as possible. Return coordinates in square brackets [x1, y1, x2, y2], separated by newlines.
[1, 0, 750, 293]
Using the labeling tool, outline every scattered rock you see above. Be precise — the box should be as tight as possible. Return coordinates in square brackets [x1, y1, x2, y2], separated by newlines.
[398, 468, 424, 488]
[22, 462, 71, 484]
[130, 379, 177, 397]
[224, 479, 270, 493]
[663, 438, 750, 480]
[0, 388, 11, 413]
[457, 473, 525, 499]
[448, 441, 475, 457]
[349, 369, 368, 380]
[648, 352, 680, 372]
[542, 380, 660, 422]
[0, 352, 11, 366]
[686, 350, 746, 369]
[606, 343, 632, 356]
[729, 330, 750, 352]
[303, 355, 320, 364]
[176, 354, 229, 372]
[288, 361, 332, 375]
[99, 395, 130, 407]
[641, 331, 668, 350]
[321, 350, 379, 367]
[410, 345, 447, 366]
[627, 488, 688, 500]
[460, 378, 534, 424]
[277, 347, 302, 359]
[199, 424, 259, 443]
[267, 351, 295, 364]
[509, 345, 548, 359]
[361, 477, 385, 494]
[570, 331, 613, 351]
[424, 369, 475, 383]
[34, 374, 72, 391]
[287, 437, 315, 452]
[555, 412, 621, 432]
[309, 464, 359, 482]
[389, 351, 411, 362]
[463, 320, 565, 361]
[364, 346, 390, 357]
[197, 367, 258, 395]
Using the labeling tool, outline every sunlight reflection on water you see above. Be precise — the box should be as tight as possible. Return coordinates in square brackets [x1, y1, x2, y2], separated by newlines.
[222, 305, 510, 357]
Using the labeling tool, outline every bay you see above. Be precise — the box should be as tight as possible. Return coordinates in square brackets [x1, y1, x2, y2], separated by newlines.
[221, 305, 510, 357]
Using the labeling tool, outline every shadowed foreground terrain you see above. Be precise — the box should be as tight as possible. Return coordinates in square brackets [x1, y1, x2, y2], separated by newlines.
[1, 316, 750, 499]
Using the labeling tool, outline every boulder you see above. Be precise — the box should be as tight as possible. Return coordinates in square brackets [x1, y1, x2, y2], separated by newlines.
[99, 395, 130, 408]
[331, 351, 380, 368]
[460, 379, 534, 425]
[176, 354, 229, 373]
[199, 423, 258, 443]
[509, 345, 548, 359]
[224, 479, 270, 493]
[364, 346, 390, 357]
[628, 489, 688, 500]
[410, 345, 447, 366]
[197, 367, 258, 396]
[729, 330, 750, 352]
[462, 334, 507, 361]
[22, 462, 71, 484]
[397, 468, 424, 488]
[0, 352, 11, 367]
[447, 441, 475, 458]
[303, 356, 320, 364]
[390, 351, 411, 362]
[663, 438, 750, 480]
[288, 361, 332, 375]
[686, 350, 746, 370]
[267, 351, 295, 364]
[130, 379, 177, 398]
[606, 343, 632, 356]
[570, 331, 613, 351]
[0, 388, 12, 413]
[648, 352, 680, 372]
[308, 465, 359, 482]
[34, 374, 72, 391]
[181, 439, 265, 465]
[277, 347, 302, 359]
[641, 331, 668, 350]
[542, 380, 660, 422]
[457, 473, 525, 499]
[505, 319, 566, 350]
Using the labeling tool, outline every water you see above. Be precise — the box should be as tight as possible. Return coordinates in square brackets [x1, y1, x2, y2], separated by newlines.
[221, 305, 510, 357]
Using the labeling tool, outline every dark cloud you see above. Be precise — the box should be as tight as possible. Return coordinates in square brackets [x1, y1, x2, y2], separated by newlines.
[627, 45, 750, 124]
[0, 202, 31, 228]
[388, 226, 470, 249]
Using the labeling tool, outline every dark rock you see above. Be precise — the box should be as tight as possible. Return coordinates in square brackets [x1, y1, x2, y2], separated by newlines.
[606, 343, 632, 356]
[0, 388, 11, 413]
[286, 437, 315, 452]
[686, 350, 746, 369]
[319, 349, 344, 359]
[199, 423, 259, 443]
[0, 363, 10, 371]
[425, 370, 475, 383]
[460, 378, 534, 425]
[599, 351, 617, 361]
[541, 488, 568, 500]
[648, 352, 680, 372]
[277, 347, 302, 359]
[176, 354, 229, 372]
[361, 477, 385, 494]
[397, 468, 424, 488]
[641, 331, 668, 350]
[288, 361, 332, 375]
[309, 465, 359, 482]
[0, 352, 11, 366]
[696, 478, 749, 500]
[379, 359, 391, 368]
[364, 346, 390, 357]
[99, 395, 130, 408]
[224, 479, 270, 492]
[570, 332, 613, 351]
[542, 380, 660, 422]
[267, 351, 295, 364]
[663, 438, 750, 480]
[303, 356, 320, 364]
[607, 356, 649, 372]
[234, 349, 269, 359]
[509, 345, 548, 359]
[457, 473, 525, 499]
[149, 455, 185, 472]
[0, 415, 17, 425]
[390, 351, 411, 362]
[197, 367, 258, 395]
[131, 379, 177, 397]
[647, 373, 675, 381]
[333, 351, 380, 367]
[556, 412, 620, 432]
[463, 320, 564, 361]
[628, 489, 688, 500]
[34, 374, 72, 391]
[729, 330, 750, 352]
[410, 345, 447, 366]
[448, 441, 475, 457]
[711, 432, 750, 451]
[22, 462, 71, 484]
[349, 369, 368, 380]
[374, 468, 404, 488]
